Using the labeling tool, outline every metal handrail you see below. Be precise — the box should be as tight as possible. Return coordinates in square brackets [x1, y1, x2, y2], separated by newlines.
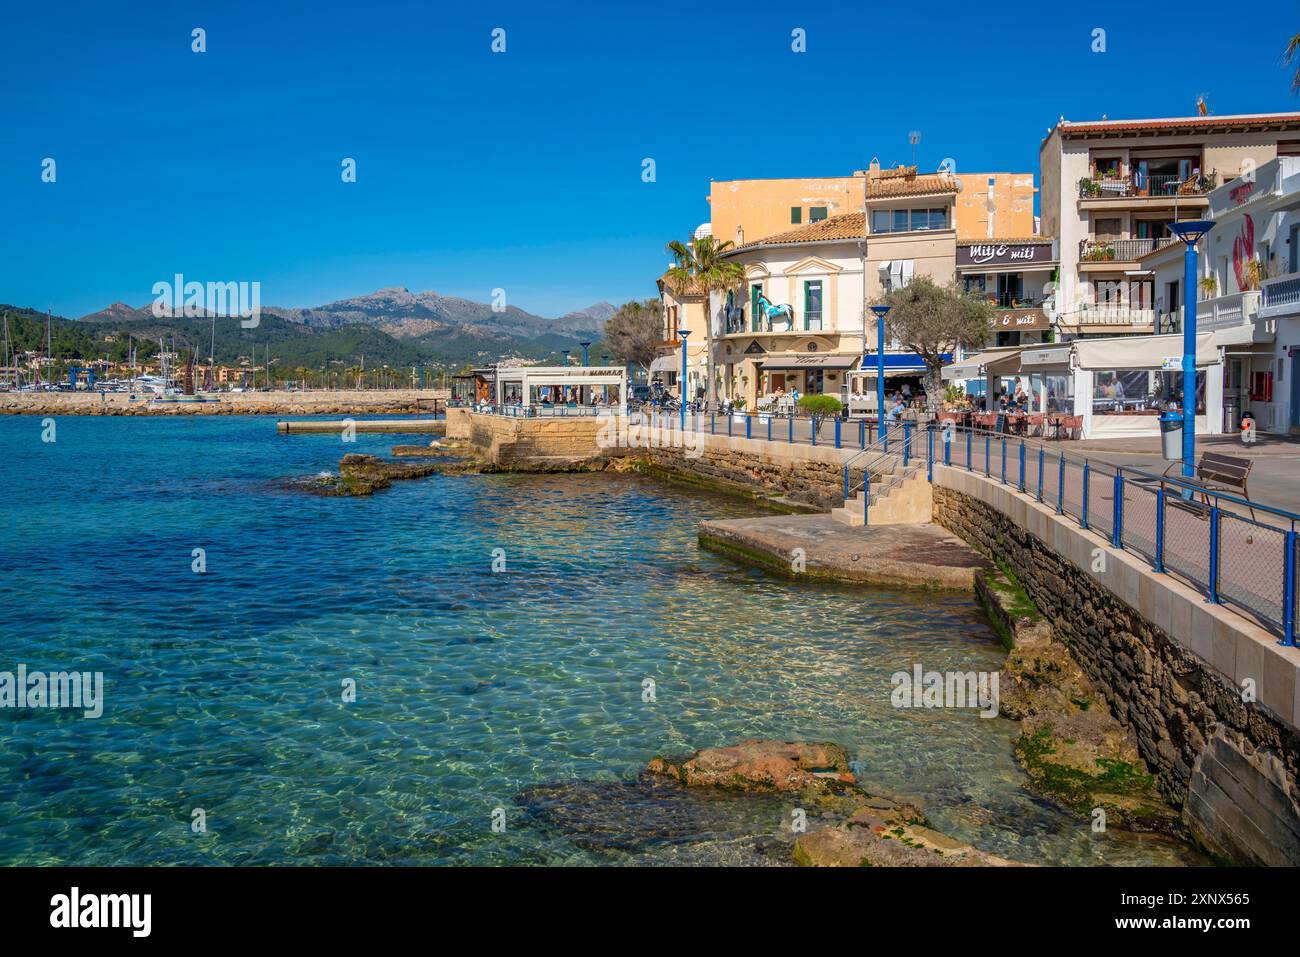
[939, 422, 1300, 528]
[928, 422, 1300, 643]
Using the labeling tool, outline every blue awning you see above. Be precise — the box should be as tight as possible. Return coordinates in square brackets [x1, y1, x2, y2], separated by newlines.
[859, 353, 951, 373]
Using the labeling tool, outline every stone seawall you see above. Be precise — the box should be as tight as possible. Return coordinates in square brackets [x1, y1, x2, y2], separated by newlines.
[932, 470, 1300, 865]
[646, 434, 858, 511]
[467, 413, 622, 468]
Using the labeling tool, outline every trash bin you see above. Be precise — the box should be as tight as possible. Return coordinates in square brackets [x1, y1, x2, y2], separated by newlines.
[1159, 412, 1183, 460]
[1223, 395, 1240, 434]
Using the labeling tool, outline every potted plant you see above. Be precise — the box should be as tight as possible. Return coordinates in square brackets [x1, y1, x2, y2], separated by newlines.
[1199, 275, 1218, 299]
[1243, 259, 1264, 291]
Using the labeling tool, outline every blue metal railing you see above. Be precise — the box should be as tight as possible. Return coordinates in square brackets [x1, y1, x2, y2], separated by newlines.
[840, 423, 915, 528]
[927, 423, 1300, 644]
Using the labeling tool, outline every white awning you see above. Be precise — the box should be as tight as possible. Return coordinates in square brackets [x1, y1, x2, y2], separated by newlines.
[1212, 324, 1275, 348]
[1019, 344, 1073, 371]
[649, 355, 677, 373]
[1073, 332, 1218, 371]
[941, 349, 1017, 381]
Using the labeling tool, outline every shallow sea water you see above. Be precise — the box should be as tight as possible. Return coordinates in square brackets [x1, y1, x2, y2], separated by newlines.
[0, 415, 1203, 865]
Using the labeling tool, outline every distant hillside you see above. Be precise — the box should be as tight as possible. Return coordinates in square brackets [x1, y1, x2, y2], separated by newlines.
[12, 287, 617, 369]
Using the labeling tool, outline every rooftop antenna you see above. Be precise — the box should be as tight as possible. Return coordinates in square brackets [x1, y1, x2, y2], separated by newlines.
[907, 131, 921, 167]
[1196, 95, 1210, 116]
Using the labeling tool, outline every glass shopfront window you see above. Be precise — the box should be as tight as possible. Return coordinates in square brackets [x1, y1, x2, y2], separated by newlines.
[1044, 374, 1073, 414]
[1090, 370, 1205, 415]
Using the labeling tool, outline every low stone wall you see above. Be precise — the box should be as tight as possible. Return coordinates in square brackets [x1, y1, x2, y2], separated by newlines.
[467, 413, 623, 468]
[445, 407, 471, 440]
[932, 466, 1300, 864]
[646, 435, 857, 510]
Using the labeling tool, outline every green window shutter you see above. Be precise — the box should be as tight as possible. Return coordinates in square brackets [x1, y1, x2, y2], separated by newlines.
[803, 280, 821, 330]
[791, 207, 802, 224]
[810, 206, 828, 222]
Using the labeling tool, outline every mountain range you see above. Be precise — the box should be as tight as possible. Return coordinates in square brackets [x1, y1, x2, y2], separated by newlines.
[18, 289, 620, 368]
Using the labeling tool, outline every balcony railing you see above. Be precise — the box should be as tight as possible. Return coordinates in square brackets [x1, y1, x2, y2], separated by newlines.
[1070, 305, 1155, 328]
[1158, 291, 1271, 337]
[1079, 236, 1178, 262]
[723, 310, 833, 334]
[1261, 272, 1300, 317]
[1077, 171, 1217, 200]
[981, 292, 1050, 309]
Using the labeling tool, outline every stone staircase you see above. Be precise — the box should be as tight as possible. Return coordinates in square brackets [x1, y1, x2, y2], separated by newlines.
[831, 461, 933, 527]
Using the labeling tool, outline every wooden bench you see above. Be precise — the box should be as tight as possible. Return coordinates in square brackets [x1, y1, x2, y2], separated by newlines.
[1163, 451, 1254, 519]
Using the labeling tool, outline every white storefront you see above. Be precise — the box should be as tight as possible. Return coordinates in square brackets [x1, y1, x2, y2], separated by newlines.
[943, 334, 1223, 439]
[1146, 156, 1300, 434]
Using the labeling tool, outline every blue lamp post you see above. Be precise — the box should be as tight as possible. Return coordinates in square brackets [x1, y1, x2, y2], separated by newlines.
[1168, 220, 1214, 478]
[678, 330, 690, 431]
[869, 305, 891, 441]
[580, 341, 591, 366]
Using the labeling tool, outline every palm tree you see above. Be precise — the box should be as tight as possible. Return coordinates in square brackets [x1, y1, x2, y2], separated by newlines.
[664, 234, 745, 406]
[1287, 31, 1300, 92]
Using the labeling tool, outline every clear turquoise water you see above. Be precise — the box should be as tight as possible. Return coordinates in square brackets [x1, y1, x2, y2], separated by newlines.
[0, 416, 1201, 865]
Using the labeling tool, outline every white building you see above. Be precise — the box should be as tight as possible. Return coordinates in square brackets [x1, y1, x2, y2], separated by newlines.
[1040, 112, 1300, 339]
[1144, 156, 1300, 434]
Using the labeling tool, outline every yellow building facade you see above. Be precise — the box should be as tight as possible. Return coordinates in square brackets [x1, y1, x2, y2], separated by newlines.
[707, 168, 1035, 248]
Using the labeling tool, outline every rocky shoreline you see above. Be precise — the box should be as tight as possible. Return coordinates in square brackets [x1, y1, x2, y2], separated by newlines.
[978, 564, 1185, 838]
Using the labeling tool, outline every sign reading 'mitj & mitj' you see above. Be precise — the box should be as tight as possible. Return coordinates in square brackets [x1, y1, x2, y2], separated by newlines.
[957, 242, 1055, 268]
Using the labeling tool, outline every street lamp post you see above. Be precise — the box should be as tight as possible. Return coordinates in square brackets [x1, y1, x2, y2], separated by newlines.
[1168, 220, 1214, 478]
[870, 305, 891, 444]
[678, 330, 690, 431]
[578, 341, 591, 404]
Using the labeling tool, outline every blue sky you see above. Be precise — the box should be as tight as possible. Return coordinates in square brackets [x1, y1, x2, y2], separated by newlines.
[2, 0, 1297, 319]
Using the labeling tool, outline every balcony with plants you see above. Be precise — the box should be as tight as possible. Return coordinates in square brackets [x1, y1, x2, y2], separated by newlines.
[1077, 166, 1216, 201]
[1079, 236, 1178, 263]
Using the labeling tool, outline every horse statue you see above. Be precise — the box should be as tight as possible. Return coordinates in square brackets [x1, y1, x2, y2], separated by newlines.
[755, 292, 795, 331]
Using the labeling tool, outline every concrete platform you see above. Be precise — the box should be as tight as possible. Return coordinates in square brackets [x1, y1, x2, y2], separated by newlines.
[698, 514, 989, 590]
[276, 418, 445, 434]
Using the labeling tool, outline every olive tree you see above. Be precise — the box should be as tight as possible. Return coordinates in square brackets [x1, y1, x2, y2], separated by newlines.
[877, 277, 994, 414]
[798, 393, 843, 435]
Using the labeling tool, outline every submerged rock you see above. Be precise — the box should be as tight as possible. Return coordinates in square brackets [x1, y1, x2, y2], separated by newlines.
[514, 776, 789, 857]
[281, 453, 452, 496]
[391, 445, 449, 458]
[339, 453, 441, 481]
[641, 738, 1023, 866]
[645, 739, 855, 793]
